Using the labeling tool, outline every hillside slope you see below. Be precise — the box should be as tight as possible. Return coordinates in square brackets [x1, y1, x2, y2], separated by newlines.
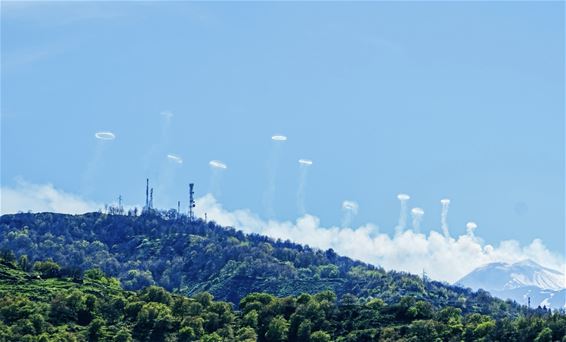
[0, 212, 546, 318]
[1, 262, 565, 341]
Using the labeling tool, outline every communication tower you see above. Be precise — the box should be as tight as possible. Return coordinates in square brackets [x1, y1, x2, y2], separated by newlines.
[189, 183, 195, 221]
[145, 178, 149, 210]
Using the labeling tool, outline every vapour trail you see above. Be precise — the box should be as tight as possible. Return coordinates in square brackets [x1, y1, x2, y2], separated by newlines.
[440, 198, 451, 237]
[341, 200, 359, 228]
[467, 222, 478, 236]
[264, 134, 287, 218]
[297, 159, 313, 215]
[82, 131, 116, 195]
[411, 207, 424, 233]
[208, 160, 227, 198]
[395, 194, 410, 234]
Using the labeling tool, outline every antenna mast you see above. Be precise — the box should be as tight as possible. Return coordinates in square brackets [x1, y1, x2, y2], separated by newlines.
[189, 183, 195, 221]
[145, 178, 149, 210]
[150, 188, 154, 210]
[177, 201, 181, 218]
[118, 195, 123, 214]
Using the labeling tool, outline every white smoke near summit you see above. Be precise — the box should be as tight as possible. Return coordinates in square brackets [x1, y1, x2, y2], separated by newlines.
[297, 159, 313, 215]
[83, 130, 116, 195]
[195, 194, 565, 284]
[341, 200, 359, 228]
[208, 160, 228, 198]
[263, 134, 287, 217]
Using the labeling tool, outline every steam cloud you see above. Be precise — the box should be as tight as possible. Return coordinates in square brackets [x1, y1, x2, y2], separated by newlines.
[466, 222, 478, 236]
[440, 198, 451, 237]
[341, 200, 359, 228]
[83, 131, 116, 195]
[195, 194, 566, 284]
[264, 134, 287, 217]
[297, 159, 313, 215]
[411, 207, 424, 233]
[167, 154, 183, 164]
[209, 160, 227, 198]
[149, 111, 178, 208]
[395, 194, 410, 234]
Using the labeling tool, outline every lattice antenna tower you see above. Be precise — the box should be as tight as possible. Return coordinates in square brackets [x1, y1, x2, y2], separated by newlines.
[189, 183, 195, 221]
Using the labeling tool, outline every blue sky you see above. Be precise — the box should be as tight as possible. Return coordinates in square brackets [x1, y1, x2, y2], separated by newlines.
[1, 2, 564, 257]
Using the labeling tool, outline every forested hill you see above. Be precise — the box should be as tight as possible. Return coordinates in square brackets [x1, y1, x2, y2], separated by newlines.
[0, 212, 540, 318]
[1, 262, 565, 341]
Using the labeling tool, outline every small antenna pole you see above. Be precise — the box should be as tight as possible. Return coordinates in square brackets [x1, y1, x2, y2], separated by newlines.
[177, 201, 181, 217]
[150, 188, 154, 210]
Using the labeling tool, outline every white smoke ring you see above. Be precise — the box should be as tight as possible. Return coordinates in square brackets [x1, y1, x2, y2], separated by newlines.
[94, 132, 115, 140]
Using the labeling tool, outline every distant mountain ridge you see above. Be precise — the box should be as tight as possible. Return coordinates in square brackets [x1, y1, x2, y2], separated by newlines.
[457, 260, 565, 309]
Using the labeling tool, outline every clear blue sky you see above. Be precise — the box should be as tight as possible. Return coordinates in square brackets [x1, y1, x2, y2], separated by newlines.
[1, 2, 564, 253]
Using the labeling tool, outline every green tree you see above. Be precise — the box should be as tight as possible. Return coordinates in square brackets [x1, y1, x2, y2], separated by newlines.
[18, 255, 30, 272]
[141, 286, 172, 305]
[133, 302, 173, 341]
[534, 327, 553, 342]
[297, 319, 312, 341]
[265, 315, 289, 341]
[409, 320, 438, 341]
[311, 330, 331, 342]
[113, 328, 132, 342]
[178, 326, 196, 342]
[236, 327, 257, 342]
[86, 318, 105, 341]
[33, 260, 61, 278]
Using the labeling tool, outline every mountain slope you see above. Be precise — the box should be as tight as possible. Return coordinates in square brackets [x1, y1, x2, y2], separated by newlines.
[0, 212, 540, 317]
[457, 260, 566, 309]
[2, 261, 565, 342]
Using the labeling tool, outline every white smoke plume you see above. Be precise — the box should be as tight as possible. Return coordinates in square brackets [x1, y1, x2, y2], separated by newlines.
[195, 194, 566, 284]
[83, 131, 115, 195]
[440, 198, 451, 237]
[341, 200, 359, 228]
[167, 154, 183, 164]
[466, 222, 478, 236]
[297, 159, 313, 215]
[411, 207, 424, 233]
[395, 194, 410, 234]
[208, 160, 227, 198]
[143, 111, 174, 172]
[264, 134, 287, 218]
[149, 111, 180, 208]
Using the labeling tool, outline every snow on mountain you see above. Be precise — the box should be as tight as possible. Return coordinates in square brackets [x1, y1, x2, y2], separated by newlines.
[456, 260, 566, 309]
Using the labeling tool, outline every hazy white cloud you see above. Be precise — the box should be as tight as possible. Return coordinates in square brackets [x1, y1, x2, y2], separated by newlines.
[196, 194, 566, 285]
[1, 180, 101, 214]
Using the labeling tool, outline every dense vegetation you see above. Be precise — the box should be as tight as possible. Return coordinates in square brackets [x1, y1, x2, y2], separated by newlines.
[1, 259, 565, 342]
[0, 212, 556, 319]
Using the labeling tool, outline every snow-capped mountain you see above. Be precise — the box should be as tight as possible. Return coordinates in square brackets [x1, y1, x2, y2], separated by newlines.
[456, 260, 566, 309]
